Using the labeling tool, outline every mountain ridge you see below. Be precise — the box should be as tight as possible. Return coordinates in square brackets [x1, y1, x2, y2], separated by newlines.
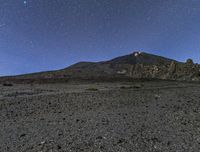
[0, 51, 199, 83]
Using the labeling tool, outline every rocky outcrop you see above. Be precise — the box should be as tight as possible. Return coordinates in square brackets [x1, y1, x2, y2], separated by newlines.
[169, 61, 177, 74]
[121, 59, 200, 81]
[186, 59, 194, 65]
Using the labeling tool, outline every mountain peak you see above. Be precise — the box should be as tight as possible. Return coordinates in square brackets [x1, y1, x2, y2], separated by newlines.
[106, 51, 176, 65]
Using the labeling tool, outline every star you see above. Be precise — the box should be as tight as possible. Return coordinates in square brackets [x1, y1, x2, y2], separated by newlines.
[24, 1, 27, 4]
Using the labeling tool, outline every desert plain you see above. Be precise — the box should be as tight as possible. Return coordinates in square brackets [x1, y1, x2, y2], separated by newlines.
[0, 80, 200, 152]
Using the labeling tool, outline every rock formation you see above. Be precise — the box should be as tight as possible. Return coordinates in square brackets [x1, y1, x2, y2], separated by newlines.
[186, 58, 194, 65]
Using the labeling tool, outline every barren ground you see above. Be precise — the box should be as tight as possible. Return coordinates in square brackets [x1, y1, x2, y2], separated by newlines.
[0, 81, 200, 152]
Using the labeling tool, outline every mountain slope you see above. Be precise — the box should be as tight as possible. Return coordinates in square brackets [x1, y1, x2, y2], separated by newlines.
[0, 51, 199, 82]
[106, 52, 178, 65]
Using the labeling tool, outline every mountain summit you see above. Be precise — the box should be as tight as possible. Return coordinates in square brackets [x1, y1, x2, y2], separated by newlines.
[106, 51, 177, 65]
[1, 51, 200, 82]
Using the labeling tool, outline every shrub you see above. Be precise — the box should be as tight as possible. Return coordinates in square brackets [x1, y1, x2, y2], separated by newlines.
[86, 88, 98, 91]
[3, 83, 13, 87]
[120, 85, 142, 89]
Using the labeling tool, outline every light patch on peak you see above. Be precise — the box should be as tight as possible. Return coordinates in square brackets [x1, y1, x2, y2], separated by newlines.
[134, 51, 142, 57]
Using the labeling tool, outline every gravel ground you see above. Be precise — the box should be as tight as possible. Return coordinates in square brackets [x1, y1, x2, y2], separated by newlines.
[0, 81, 200, 152]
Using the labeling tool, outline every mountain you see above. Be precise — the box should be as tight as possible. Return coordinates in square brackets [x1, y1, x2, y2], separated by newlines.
[69, 52, 177, 68]
[1, 51, 200, 83]
[106, 52, 177, 65]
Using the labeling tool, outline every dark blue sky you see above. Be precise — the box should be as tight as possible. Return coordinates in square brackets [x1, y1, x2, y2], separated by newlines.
[0, 0, 200, 76]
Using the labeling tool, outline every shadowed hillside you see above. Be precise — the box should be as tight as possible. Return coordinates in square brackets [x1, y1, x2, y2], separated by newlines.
[0, 51, 200, 83]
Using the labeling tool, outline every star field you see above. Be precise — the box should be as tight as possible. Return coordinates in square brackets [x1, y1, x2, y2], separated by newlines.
[0, 0, 200, 76]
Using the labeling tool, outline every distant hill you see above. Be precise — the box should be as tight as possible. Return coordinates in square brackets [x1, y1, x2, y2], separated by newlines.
[1, 51, 200, 83]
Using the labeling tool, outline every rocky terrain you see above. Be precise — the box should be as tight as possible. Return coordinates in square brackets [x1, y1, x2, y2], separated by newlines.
[0, 81, 200, 151]
[0, 52, 200, 152]
[1, 51, 200, 83]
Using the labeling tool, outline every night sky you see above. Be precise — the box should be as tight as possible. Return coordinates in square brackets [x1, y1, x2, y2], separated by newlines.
[1, 0, 200, 76]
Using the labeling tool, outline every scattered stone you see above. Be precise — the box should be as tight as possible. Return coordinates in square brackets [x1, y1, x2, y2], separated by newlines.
[155, 94, 161, 99]
[20, 134, 26, 138]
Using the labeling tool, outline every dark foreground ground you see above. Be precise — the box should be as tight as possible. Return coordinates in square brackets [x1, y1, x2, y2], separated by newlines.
[0, 81, 200, 152]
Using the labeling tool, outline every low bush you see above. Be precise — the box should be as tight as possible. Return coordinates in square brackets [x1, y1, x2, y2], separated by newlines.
[86, 88, 98, 91]
[3, 83, 13, 87]
[120, 85, 142, 89]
